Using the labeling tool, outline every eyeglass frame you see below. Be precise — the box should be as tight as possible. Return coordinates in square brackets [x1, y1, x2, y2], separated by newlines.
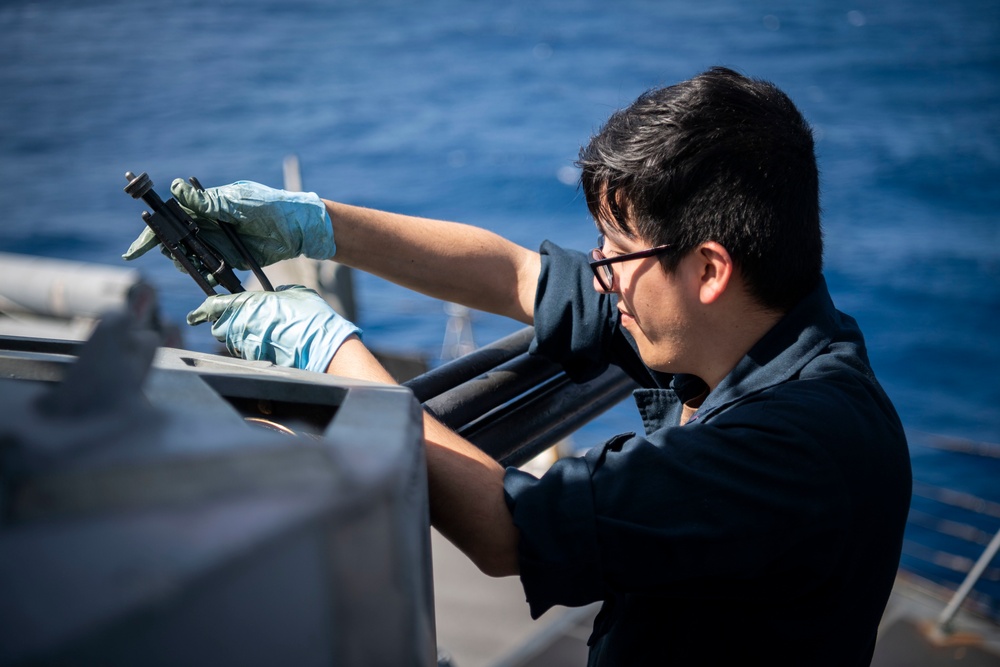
[589, 234, 674, 292]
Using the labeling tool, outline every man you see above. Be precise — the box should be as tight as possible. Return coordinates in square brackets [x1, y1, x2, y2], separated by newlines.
[125, 67, 912, 665]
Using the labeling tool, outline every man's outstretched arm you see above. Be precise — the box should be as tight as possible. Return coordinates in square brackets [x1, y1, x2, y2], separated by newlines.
[124, 178, 541, 324]
[323, 201, 540, 325]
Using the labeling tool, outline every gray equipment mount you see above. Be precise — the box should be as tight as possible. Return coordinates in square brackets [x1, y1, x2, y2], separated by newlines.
[0, 313, 434, 666]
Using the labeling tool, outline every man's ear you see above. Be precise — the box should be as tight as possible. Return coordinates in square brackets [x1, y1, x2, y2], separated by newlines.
[695, 242, 734, 305]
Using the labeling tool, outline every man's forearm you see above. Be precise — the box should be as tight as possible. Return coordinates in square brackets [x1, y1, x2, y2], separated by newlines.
[323, 200, 540, 324]
[327, 337, 520, 577]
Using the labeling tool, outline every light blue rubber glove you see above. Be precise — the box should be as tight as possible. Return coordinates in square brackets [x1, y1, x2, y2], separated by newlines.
[186, 285, 361, 373]
[123, 179, 336, 269]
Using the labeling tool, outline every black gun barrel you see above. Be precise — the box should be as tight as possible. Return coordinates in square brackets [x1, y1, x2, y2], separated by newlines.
[403, 326, 638, 467]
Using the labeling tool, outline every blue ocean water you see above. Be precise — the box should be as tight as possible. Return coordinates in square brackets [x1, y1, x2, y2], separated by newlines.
[2, 0, 999, 598]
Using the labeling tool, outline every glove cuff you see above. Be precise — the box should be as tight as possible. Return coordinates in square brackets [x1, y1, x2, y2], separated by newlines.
[297, 192, 337, 260]
[301, 320, 363, 373]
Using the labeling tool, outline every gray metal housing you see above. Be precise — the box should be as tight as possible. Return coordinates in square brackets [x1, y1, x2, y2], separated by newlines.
[0, 314, 434, 666]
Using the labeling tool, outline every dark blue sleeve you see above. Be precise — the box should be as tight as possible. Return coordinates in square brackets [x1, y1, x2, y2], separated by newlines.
[504, 455, 608, 619]
[530, 240, 659, 386]
[503, 389, 853, 619]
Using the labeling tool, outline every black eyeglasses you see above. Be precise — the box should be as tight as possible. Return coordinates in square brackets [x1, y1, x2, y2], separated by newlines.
[589, 234, 674, 292]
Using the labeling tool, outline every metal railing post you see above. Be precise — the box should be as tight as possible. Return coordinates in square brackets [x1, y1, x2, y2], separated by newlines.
[935, 526, 1000, 635]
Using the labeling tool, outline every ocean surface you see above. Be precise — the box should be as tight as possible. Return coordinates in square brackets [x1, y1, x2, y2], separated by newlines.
[2, 0, 998, 601]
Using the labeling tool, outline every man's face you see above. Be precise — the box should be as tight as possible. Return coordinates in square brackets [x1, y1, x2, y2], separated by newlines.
[595, 226, 700, 374]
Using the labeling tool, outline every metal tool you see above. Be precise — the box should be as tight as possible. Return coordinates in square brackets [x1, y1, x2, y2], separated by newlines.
[123, 171, 272, 295]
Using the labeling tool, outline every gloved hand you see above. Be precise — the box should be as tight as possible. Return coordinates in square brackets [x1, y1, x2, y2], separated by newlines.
[123, 179, 336, 270]
[187, 285, 361, 373]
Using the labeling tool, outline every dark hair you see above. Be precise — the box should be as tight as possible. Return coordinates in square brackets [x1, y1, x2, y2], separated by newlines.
[578, 66, 822, 312]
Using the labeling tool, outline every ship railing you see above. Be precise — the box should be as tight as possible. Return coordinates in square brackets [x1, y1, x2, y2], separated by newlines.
[901, 439, 1000, 624]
